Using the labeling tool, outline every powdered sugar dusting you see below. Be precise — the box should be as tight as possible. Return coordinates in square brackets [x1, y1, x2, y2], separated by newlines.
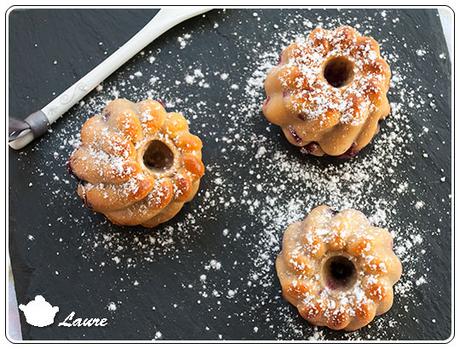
[276, 27, 387, 126]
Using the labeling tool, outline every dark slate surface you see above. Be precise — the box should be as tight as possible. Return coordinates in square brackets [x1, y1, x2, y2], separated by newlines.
[8, 8, 452, 341]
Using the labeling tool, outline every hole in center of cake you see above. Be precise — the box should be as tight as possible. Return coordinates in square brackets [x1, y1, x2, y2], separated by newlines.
[323, 255, 357, 290]
[323, 57, 355, 88]
[143, 140, 174, 172]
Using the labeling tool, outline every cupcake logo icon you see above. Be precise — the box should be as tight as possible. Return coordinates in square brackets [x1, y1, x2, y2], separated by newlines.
[19, 295, 59, 327]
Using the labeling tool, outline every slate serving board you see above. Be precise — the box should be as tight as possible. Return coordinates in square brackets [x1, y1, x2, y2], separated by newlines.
[9, 8, 452, 341]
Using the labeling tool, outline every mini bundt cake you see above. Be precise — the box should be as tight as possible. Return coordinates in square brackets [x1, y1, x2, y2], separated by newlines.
[263, 26, 391, 157]
[276, 205, 402, 331]
[70, 98, 205, 227]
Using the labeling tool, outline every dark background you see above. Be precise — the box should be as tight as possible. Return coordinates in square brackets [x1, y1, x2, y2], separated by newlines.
[8, 8, 452, 341]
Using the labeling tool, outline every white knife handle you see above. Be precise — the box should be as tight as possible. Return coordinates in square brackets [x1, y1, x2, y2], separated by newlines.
[9, 7, 209, 150]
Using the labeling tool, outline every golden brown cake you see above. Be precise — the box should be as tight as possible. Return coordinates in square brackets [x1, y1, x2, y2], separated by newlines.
[70, 98, 205, 227]
[276, 205, 402, 331]
[263, 26, 391, 157]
